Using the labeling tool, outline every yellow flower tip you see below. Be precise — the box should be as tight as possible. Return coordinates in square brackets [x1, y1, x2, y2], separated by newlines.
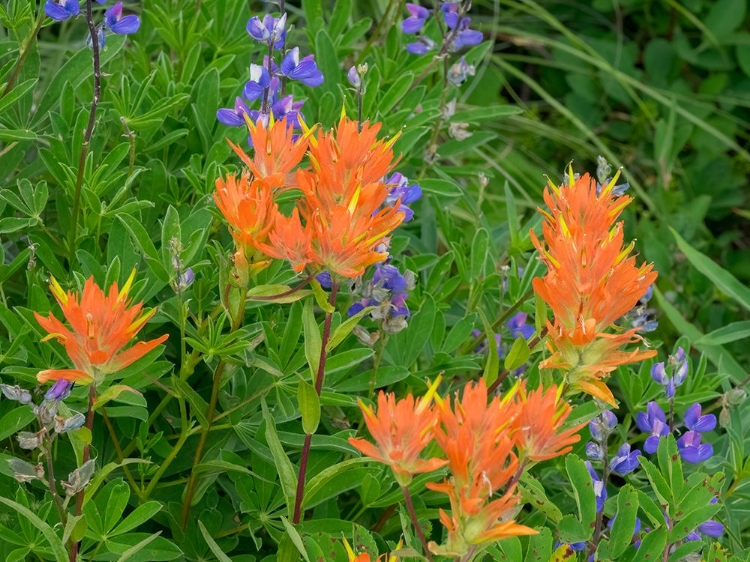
[543, 175, 560, 197]
[41, 332, 65, 342]
[118, 269, 137, 302]
[417, 374, 442, 413]
[358, 398, 375, 419]
[599, 167, 623, 198]
[566, 162, 575, 187]
[49, 277, 68, 305]
[342, 537, 357, 561]
[243, 111, 256, 132]
[127, 307, 156, 334]
[348, 186, 362, 215]
[559, 215, 571, 238]
[340, 104, 347, 121]
[383, 130, 402, 151]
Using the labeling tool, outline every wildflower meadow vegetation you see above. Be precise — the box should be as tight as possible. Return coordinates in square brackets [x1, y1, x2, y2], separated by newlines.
[1, 0, 750, 560]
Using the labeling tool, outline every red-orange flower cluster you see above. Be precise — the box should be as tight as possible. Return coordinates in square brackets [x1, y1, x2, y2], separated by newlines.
[215, 115, 405, 283]
[34, 271, 168, 385]
[530, 169, 657, 405]
[350, 377, 583, 556]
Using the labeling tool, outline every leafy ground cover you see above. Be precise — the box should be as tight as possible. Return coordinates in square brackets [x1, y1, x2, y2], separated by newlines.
[0, 0, 749, 560]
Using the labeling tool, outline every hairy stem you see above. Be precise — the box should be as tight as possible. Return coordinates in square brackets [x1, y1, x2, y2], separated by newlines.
[401, 485, 434, 562]
[292, 282, 339, 523]
[101, 407, 140, 499]
[68, 0, 102, 266]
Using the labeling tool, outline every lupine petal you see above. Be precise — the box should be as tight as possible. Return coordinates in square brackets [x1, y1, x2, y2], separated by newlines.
[216, 108, 245, 127]
[698, 520, 724, 537]
[111, 14, 140, 34]
[401, 17, 425, 34]
[650, 362, 668, 385]
[644, 435, 661, 454]
[64, 0, 81, 14]
[45, 1, 75, 21]
[104, 1, 123, 28]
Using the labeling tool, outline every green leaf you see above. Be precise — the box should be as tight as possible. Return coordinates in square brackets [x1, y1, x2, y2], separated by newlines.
[0, 406, 35, 441]
[111, 502, 162, 536]
[377, 72, 414, 115]
[565, 454, 596, 534]
[326, 305, 373, 352]
[656, 435, 683, 506]
[171, 375, 209, 428]
[695, 321, 750, 345]
[0, 496, 68, 562]
[519, 474, 563, 524]
[303, 457, 370, 509]
[302, 298, 322, 385]
[261, 398, 298, 518]
[504, 337, 531, 372]
[470, 227, 489, 281]
[639, 457, 671, 508]
[478, 308, 500, 387]
[524, 527, 552, 562]
[670, 227, 750, 313]
[609, 485, 639, 558]
[0, 78, 36, 115]
[0, 128, 36, 141]
[420, 178, 463, 197]
[246, 284, 311, 304]
[314, 28, 339, 99]
[198, 520, 232, 562]
[281, 517, 312, 562]
[632, 528, 667, 561]
[297, 380, 321, 435]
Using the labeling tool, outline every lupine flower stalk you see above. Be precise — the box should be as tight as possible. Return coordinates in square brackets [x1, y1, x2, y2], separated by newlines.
[531, 167, 658, 406]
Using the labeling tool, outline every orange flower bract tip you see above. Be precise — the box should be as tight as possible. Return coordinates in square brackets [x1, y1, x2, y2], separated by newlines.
[348, 377, 446, 486]
[510, 381, 585, 462]
[531, 167, 657, 406]
[34, 271, 168, 385]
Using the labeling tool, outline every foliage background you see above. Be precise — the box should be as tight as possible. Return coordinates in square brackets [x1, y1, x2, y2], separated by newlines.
[0, 0, 749, 560]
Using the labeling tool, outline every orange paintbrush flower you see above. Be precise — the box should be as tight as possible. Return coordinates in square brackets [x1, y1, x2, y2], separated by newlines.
[343, 537, 400, 562]
[509, 381, 584, 462]
[34, 271, 168, 385]
[348, 377, 446, 486]
[304, 115, 399, 211]
[427, 379, 535, 556]
[214, 172, 277, 279]
[531, 169, 658, 405]
[228, 116, 310, 190]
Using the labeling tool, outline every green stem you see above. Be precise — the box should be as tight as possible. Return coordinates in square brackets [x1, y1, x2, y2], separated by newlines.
[292, 282, 339, 524]
[70, 383, 96, 562]
[180, 302, 246, 528]
[68, 0, 102, 266]
[2, 8, 44, 97]
[101, 407, 141, 499]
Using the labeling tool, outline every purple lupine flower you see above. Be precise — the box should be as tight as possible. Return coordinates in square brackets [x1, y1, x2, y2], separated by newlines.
[280, 47, 324, 87]
[243, 64, 272, 102]
[683, 403, 717, 433]
[402, 3, 430, 34]
[586, 441, 603, 460]
[104, 2, 140, 35]
[585, 461, 607, 513]
[246, 13, 286, 49]
[216, 97, 252, 127]
[677, 431, 713, 463]
[373, 264, 409, 293]
[347, 66, 361, 89]
[610, 443, 641, 475]
[698, 520, 724, 537]
[406, 36, 436, 55]
[442, 4, 483, 50]
[470, 329, 503, 359]
[637, 401, 670, 453]
[507, 312, 534, 340]
[385, 173, 422, 221]
[177, 268, 195, 292]
[316, 271, 332, 289]
[44, 0, 80, 21]
[651, 347, 688, 398]
[347, 263, 415, 332]
[589, 410, 617, 442]
[45, 379, 73, 402]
